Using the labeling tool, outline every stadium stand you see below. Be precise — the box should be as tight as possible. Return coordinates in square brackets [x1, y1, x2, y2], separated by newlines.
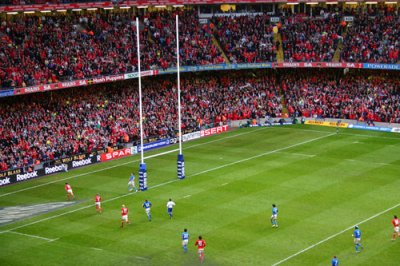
[0, 4, 399, 171]
[1, 69, 399, 170]
[282, 70, 400, 123]
[0, 71, 280, 170]
[280, 13, 344, 62]
[212, 14, 277, 63]
[1, 7, 400, 89]
[340, 7, 400, 63]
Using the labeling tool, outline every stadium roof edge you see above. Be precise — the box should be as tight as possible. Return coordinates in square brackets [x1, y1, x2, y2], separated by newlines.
[1, 0, 398, 13]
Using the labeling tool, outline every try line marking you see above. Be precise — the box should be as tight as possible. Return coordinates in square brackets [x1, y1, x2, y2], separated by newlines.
[272, 201, 400, 266]
[0, 127, 266, 198]
[0, 132, 333, 233]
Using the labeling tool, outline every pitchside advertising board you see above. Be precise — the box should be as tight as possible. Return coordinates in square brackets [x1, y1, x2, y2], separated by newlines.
[0, 154, 99, 187]
[200, 125, 229, 137]
[0, 125, 230, 186]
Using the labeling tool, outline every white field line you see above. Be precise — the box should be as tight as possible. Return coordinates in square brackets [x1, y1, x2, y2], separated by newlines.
[135, 256, 149, 260]
[345, 159, 392, 166]
[0, 132, 333, 233]
[277, 152, 316, 157]
[0, 127, 266, 198]
[221, 183, 229, 186]
[183, 195, 192, 198]
[272, 201, 400, 266]
[91, 247, 103, 251]
[7, 230, 58, 242]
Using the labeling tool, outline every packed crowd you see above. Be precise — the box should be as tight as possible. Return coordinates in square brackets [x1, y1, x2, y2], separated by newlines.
[0, 71, 281, 171]
[1, 7, 400, 89]
[282, 70, 400, 123]
[2, 68, 400, 171]
[341, 8, 400, 63]
[0, 12, 151, 88]
[212, 14, 276, 63]
[146, 9, 225, 68]
[281, 14, 344, 62]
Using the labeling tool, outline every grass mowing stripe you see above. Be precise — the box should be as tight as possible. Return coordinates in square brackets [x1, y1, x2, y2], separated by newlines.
[282, 126, 400, 140]
[0, 127, 267, 198]
[188, 132, 335, 178]
[0, 131, 333, 233]
[272, 201, 400, 266]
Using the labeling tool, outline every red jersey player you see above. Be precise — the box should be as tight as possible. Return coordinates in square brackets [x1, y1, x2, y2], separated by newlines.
[95, 194, 102, 213]
[195, 236, 206, 264]
[121, 204, 130, 228]
[392, 215, 399, 240]
[65, 183, 74, 200]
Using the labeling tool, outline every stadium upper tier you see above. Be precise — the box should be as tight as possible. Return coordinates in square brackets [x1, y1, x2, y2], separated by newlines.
[0, 69, 399, 171]
[0, 6, 399, 89]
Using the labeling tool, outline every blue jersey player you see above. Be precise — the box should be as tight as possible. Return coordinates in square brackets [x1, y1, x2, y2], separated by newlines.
[143, 200, 152, 221]
[182, 228, 189, 253]
[352, 226, 362, 252]
[271, 204, 278, 227]
[331, 256, 339, 266]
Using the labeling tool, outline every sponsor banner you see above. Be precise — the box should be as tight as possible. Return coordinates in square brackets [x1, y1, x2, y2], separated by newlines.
[0, 168, 44, 187]
[182, 131, 201, 142]
[392, 128, 400, 134]
[160, 63, 272, 74]
[0, 176, 13, 187]
[14, 83, 57, 95]
[274, 62, 363, 69]
[0, 153, 99, 186]
[44, 164, 67, 175]
[0, 168, 23, 179]
[124, 70, 157, 80]
[45, 154, 98, 174]
[363, 63, 400, 71]
[348, 124, 393, 132]
[0, 90, 15, 97]
[53, 153, 95, 165]
[59, 79, 87, 89]
[70, 156, 97, 169]
[91, 74, 125, 85]
[305, 120, 348, 128]
[100, 148, 132, 162]
[249, 122, 293, 127]
[200, 125, 229, 137]
[137, 139, 171, 152]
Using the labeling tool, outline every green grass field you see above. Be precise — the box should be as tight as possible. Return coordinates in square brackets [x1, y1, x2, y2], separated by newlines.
[1, 125, 400, 266]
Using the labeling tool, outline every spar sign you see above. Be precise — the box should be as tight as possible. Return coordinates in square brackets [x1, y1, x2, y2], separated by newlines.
[200, 125, 229, 137]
